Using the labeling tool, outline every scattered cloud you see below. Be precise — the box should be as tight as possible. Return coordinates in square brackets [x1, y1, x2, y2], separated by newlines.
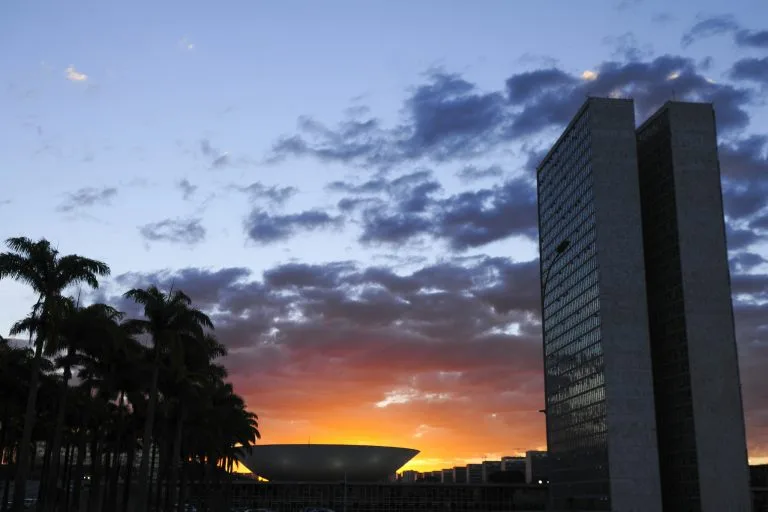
[57, 187, 117, 212]
[139, 218, 206, 245]
[179, 37, 195, 51]
[244, 209, 343, 244]
[730, 57, 768, 86]
[65, 65, 87, 82]
[456, 165, 504, 183]
[651, 13, 675, 25]
[177, 179, 198, 200]
[681, 15, 768, 49]
[237, 182, 298, 207]
[199, 138, 254, 169]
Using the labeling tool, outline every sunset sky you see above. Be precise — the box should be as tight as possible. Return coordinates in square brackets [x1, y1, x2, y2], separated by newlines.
[2, 0, 768, 472]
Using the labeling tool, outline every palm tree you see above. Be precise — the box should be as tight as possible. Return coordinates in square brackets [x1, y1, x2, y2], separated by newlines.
[164, 334, 227, 511]
[0, 237, 110, 512]
[123, 286, 213, 512]
[44, 302, 129, 512]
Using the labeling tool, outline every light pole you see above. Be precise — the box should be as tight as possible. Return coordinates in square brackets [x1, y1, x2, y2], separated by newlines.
[539, 239, 570, 417]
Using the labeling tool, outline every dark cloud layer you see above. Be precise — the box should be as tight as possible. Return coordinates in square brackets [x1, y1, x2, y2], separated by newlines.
[57, 186, 118, 212]
[139, 217, 206, 245]
[108, 250, 768, 456]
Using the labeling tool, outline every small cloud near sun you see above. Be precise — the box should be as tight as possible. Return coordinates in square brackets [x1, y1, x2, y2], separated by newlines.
[65, 65, 87, 82]
[179, 37, 195, 50]
[581, 70, 598, 81]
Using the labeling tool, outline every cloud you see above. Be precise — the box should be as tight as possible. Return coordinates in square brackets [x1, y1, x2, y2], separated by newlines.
[179, 37, 195, 51]
[730, 57, 768, 85]
[270, 56, 753, 169]
[270, 71, 509, 167]
[720, 136, 768, 222]
[332, 170, 539, 250]
[244, 209, 342, 244]
[199, 138, 255, 169]
[237, 182, 298, 206]
[103, 226, 768, 463]
[105, 252, 768, 462]
[681, 15, 768, 48]
[139, 217, 206, 245]
[200, 139, 230, 168]
[65, 65, 87, 82]
[177, 179, 197, 200]
[57, 187, 117, 212]
[456, 165, 504, 183]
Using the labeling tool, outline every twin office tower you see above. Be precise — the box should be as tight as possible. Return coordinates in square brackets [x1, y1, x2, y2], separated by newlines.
[537, 98, 751, 511]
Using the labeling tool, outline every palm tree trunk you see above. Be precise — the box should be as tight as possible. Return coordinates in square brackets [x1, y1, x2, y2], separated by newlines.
[11, 342, 43, 512]
[146, 441, 156, 511]
[154, 441, 167, 512]
[106, 441, 121, 512]
[99, 447, 112, 512]
[62, 441, 74, 512]
[87, 429, 104, 512]
[1, 444, 14, 512]
[107, 393, 126, 512]
[44, 368, 71, 512]
[0, 406, 8, 502]
[167, 404, 186, 511]
[120, 440, 135, 512]
[176, 449, 187, 512]
[38, 439, 53, 504]
[70, 429, 88, 512]
[132, 353, 160, 512]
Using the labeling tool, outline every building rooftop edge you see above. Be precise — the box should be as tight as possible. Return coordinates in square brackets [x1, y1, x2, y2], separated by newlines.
[636, 99, 714, 134]
[536, 97, 634, 173]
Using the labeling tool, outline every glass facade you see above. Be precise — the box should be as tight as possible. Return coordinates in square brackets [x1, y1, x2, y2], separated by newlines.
[537, 105, 610, 510]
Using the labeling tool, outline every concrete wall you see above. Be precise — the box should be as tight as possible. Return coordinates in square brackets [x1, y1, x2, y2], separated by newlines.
[666, 102, 752, 512]
[589, 98, 663, 512]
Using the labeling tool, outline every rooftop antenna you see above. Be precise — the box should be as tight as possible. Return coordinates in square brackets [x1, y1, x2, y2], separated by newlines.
[672, 89, 677, 101]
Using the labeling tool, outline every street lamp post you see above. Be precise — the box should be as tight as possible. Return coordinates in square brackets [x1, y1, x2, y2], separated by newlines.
[539, 239, 570, 417]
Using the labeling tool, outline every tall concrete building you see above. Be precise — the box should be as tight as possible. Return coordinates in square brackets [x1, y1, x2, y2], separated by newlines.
[636, 101, 751, 511]
[536, 97, 751, 511]
[537, 97, 662, 511]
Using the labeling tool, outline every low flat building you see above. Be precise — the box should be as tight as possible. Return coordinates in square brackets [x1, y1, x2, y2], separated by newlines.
[525, 451, 549, 484]
[453, 466, 468, 484]
[481, 461, 502, 482]
[467, 464, 483, 484]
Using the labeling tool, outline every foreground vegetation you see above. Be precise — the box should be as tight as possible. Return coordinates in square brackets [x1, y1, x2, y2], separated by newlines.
[0, 237, 260, 512]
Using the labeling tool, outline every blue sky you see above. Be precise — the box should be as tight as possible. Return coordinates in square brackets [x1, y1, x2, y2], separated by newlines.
[2, 0, 768, 468]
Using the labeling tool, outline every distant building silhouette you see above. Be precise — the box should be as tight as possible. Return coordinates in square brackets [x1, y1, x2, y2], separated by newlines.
[466, 464, 483, 484]
[525, 451, 549, 485]
[453, 466, 468, 484]
[537, 98, 751, 511]
[481, 460, 502, 482]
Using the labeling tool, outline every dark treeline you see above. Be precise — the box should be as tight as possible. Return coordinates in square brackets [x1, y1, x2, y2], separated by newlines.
[0, 237, 260, 512]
